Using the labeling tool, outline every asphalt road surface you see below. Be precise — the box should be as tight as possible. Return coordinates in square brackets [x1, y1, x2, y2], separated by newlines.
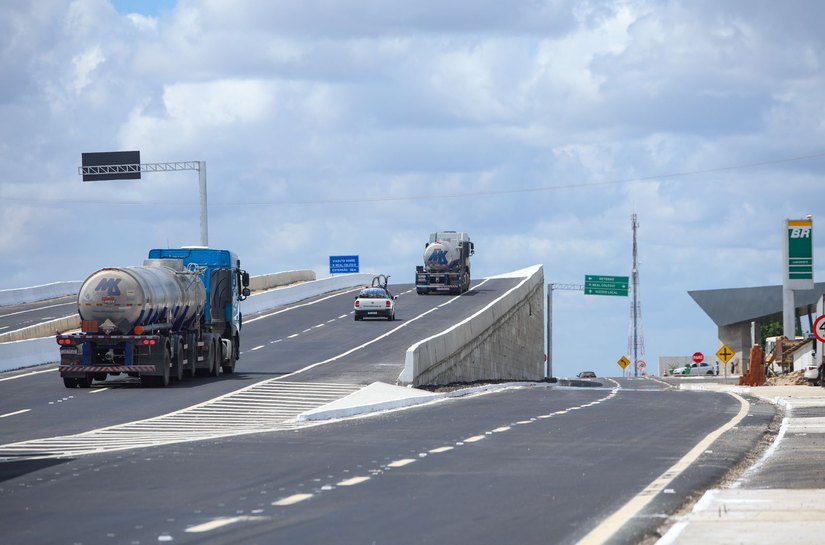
[0, 280, 777, 544]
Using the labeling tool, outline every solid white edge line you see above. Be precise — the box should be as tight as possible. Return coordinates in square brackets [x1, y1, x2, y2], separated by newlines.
[0, 368, 57, 382]
[574, 392, 750, 545]
[0, 409, 31, 418]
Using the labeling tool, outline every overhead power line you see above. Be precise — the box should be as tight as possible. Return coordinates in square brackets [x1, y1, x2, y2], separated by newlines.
[4, 150, 825, 207]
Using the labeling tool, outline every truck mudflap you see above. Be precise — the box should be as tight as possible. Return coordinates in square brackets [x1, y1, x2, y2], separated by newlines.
[59, 365, 156, 373]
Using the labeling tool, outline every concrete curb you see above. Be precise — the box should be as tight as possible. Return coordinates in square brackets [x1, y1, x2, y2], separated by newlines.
[298, 381, 543, 421]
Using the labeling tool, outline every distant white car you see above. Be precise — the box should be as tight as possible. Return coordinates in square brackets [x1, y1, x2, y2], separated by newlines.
[672, 362, 716, 376]
[354, 285, 397, 321]
[803, 364, 822, 385]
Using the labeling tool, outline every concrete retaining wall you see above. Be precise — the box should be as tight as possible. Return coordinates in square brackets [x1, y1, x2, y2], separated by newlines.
[0, 273, 374, 373]
[241, 274, 374, 315]
[0, 281, 82, 306]
[248, 270, 316, 291]
[399, 265, 545, 387]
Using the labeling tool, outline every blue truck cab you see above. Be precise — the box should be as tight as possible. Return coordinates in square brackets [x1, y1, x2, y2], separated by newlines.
[147, 247, 250, 335]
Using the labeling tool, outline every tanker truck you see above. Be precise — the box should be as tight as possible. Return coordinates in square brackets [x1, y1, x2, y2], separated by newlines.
[415, 231, 474, 295]
[56, 247, 250, 388]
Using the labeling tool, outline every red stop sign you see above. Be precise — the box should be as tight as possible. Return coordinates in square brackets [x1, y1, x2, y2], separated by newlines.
[692, 352, 704, 364]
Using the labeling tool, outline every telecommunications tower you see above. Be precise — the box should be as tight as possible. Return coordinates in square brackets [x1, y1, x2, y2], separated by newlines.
[628, 213, 645, 376]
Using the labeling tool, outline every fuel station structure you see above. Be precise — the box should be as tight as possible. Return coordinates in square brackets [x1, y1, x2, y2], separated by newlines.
[689, 217, 822, 374]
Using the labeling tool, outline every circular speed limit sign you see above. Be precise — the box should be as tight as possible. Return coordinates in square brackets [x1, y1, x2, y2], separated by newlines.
[814, 315, 825, 344]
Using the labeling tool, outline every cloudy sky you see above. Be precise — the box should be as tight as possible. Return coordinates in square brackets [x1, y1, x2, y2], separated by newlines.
[2, 0, 824, 378]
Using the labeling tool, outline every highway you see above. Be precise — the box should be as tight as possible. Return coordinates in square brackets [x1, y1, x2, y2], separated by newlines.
[0, 278, 776, 544]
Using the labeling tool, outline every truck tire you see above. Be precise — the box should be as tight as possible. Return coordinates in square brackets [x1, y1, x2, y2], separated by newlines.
[209, 340, 220, 377]
[76, 374, 92, 388]
[159, 348, 171, 387]
[63, 377, 78, 388]
[222, 336, 237, 374]
[141, 349, 171, 387]
[172, 345, 184, 382]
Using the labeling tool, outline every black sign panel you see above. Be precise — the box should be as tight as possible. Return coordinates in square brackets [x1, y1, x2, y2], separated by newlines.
[81, 151, 141, 181]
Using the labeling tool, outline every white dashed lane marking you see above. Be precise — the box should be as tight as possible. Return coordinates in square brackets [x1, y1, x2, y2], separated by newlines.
[272, 493, 314, 507]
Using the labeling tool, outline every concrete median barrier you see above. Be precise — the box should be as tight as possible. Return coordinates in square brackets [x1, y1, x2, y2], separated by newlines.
[0, 315, 81, 344]
[399, 265, 545, 387]
[247, 270, 316, 291]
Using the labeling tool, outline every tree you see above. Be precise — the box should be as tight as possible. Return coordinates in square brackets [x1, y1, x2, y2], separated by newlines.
[760, 320, 783, 346]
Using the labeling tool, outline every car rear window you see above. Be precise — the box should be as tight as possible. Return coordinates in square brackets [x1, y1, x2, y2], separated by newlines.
[359, 288, 388, 299]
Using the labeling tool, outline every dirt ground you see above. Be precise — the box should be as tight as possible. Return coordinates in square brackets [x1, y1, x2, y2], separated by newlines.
[765, 370, 810, 386]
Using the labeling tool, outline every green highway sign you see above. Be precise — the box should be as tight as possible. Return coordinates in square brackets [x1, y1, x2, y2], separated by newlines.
[584, 275, 629, 297]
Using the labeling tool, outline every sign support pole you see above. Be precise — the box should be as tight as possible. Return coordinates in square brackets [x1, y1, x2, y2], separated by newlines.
[546, 283, 584, 379]
[546, 284, 553, 379]
[199, 161, 208, 247]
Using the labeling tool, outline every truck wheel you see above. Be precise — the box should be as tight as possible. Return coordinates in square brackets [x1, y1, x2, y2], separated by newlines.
[63, 377, 78, 388]
[159, 349, 171, 387]
[76, 375, 92, 388]
[222, 337, 237, 374]
[209, 341, 220, 377]
[172, 346, 184, 382]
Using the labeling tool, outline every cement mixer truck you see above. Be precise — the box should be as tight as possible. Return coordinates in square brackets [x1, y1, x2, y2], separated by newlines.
[56, 247, 250, 388]
[415, 231, 474, 295]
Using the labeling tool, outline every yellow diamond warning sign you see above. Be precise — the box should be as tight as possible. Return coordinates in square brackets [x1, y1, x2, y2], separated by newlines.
[716, 344, 735, 364]
[617, 356, 631, 369]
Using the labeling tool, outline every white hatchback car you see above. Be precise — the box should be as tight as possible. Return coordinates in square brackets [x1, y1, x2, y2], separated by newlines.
[672, 362, 716, 375]
[354, 286, 397, 321]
